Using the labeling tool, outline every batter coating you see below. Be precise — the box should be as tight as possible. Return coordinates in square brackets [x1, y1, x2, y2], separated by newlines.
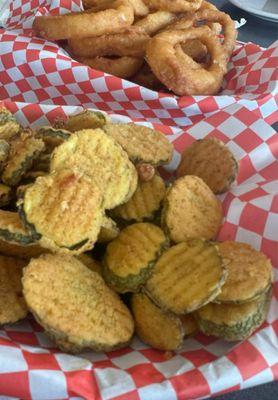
[23, 254, 134, 352]
[161, 175, 222, 242]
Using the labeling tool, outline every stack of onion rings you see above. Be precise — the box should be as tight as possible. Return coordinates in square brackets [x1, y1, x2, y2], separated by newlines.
[33, 0, 237, 93]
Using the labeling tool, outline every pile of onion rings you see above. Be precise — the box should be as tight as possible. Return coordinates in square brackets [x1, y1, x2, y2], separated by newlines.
[33, 0, 237, 95]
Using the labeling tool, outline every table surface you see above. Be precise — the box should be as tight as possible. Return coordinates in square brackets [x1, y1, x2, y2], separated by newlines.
[211, 2, 277, 399]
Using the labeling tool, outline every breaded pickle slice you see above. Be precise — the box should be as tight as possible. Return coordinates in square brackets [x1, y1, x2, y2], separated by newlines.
[131, 292, 184, 351]
[0, 210, 35, 246]
[98, 216, 119, 243]
[0, 238, 45, 259]
[21, 170, 47, 184]
[177, 138, 238, 194]
[37, 126, 71, 152]
[0, 184, 12, 207]
[18, 169, 104, 254]
[104, 223, 168, 293]
[0, 139, 10, 171]
[32, 153, 51, 172]
[214, 242, 273, 304]
[65, 110, 108, 132]
[0, 107, 20, 140]
[113, 174, 166, 222]
[22, 254, 134, 352]
[161, 176, 222, 242]
[180, 314, 198, 336]
[104, 123, 173, 165]
[0, 255, 28, 324]
[76, 253, 102, 275]
[50, 128, 137, 209]
[2, 132, 45, 186]
[146, 239, 227, 314]
[195, 289, 271, 341]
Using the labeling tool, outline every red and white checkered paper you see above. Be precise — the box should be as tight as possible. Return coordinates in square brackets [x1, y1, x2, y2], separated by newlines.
[0, 99, 277, 400]
[0, 0, 277, 129]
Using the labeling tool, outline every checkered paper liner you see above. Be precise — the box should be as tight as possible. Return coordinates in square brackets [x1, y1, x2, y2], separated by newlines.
[0, 99, 277, 400]
[0, 0, 277, 130]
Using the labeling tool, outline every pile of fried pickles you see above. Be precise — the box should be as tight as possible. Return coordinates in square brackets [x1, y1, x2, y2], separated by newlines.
[0, 106, 273, 353]
[33, 0, 237, 95]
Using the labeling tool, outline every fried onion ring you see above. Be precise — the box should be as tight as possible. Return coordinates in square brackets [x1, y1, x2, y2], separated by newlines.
[163, 8, 236, 59]
[195, 8, 237, 58]
[128, 0, 150, 16]
[134, 11, 177, 36]
[143, 0, 202, 13]
[87, 0, 149, 16]
[68, 28, 149, 58]
[78, 56, 143, 78]
[33, 0, 134, 40]
[145, 26, 227, 95]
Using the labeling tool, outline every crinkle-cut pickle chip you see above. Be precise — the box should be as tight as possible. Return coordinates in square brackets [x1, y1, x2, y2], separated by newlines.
[161, 175, 222, 242]
[131, 292, 184, 351]
[65, 110, 108, 132]
[37, 126, 71, 152]
[177, 138, 238, 194]
[214, 241, 273, 304]
[0, 255, 28, 325]
[76, 253, 102, 275]
[180, 314, 198, 336]
[0, 238, 45, 259]
[2, 132, 45, 186]
[0, 210, 35, 246]
[98, 216, 119, 242]
[0, 107, 20, 140]
[104, 123, 173, 165]
[22, 254, 134, 353]
[195, 288, 272, 341]
[146, 239, 227, 314]
[0, 184, 12, 207]
[50, 128, 137, 209]
[19, 169, 104, 254]
[113, 174, 166, 222]
[103, 223, 168, 293]
[0, 139, 10, 170]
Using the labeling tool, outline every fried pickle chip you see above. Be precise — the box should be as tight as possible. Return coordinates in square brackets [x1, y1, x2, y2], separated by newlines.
[20, 170, 47, 184]
[112, 174, 166, 222]
[37, 126, 71, 152]
[50, 128, 137, 209]
[103, 223, 168, 293]
[161, 176, 222, 242]
[177, 138, 238, 194]
[180, 314, 198, 336]
[131, 292, 184, 350]
[98, 216, 119, 242]
[0, 107, 20, 141]
[0, 255, 28, 324]
[196, 288, 272, 341]
[146, 239, 227, 314]
[0, 210, 35, 246]
[2, 132, 45, 186]
[104, 123, 173, 165]
[18, 169, 104, 254]
[214, 242, 273, 304]
[76, 253, 102, 275]
[0, 139, 10, 172]
[0, 184, 12, 207]
[65, 110, 108, 132]
[32, 152, 51, 172]
[23, 254, 134, 352]
[0, 239, 45, 259]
